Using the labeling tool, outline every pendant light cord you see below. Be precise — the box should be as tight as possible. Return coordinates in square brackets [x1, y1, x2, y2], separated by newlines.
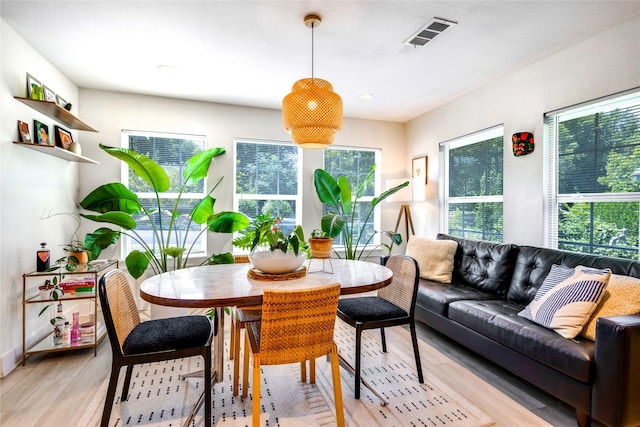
[311, 21, 315, 79]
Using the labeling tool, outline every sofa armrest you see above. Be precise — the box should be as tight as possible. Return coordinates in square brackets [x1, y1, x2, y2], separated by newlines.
[592, 314, 640, 427]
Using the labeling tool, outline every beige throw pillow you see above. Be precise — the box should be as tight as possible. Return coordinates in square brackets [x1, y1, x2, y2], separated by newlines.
[581, 274, 640, 341]
[405, 236, 458, 283]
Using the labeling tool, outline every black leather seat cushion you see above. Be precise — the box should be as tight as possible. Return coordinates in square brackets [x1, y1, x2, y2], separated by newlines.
[448, 300, 595, 382]
[338, 296, 407, 321]
[122, 315, 212, 355]
[417, 279, 495, 316]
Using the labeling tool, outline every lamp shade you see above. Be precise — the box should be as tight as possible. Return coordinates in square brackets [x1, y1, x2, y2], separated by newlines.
[283, 78, 343, 149]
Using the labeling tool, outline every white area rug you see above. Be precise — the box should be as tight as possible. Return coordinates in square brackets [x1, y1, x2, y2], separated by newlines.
[108, 320, 495, 426]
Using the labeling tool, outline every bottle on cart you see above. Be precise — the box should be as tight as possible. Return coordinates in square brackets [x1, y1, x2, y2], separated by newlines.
[53, 302, 65, 345]
[37, 242, 50, 272]
[71, 312, 81, 343]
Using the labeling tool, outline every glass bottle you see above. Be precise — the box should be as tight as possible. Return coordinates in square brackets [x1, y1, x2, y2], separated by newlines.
[53, 302, 65, 345]
[37, 242, 50, 272]
[71, 312, 81, 343]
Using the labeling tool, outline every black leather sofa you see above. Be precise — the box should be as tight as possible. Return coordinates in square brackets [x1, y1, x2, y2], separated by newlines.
[414, 233, 640, 427]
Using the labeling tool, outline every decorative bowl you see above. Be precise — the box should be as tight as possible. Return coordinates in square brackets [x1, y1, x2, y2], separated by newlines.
[249, 250, 307, 274]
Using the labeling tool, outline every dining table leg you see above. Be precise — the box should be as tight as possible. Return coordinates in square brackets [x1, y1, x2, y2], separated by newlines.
[182, 306, 225, 426]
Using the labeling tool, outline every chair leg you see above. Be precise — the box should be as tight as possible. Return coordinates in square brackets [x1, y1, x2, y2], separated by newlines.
[204, 347, 212, 427]
[242, 330, 250, 399]
[354, 324, 363, 399]
[300, 360, 307, 382]
[410, 321, 424, 383]
[380, 327, 387, 352]
[121, 364, 134, 401]
[101, 364, 121, 427]
[251, 354, 261, 427]
[309, 358, 316, 384]
[330, 343, 345, 427]
[233, 319, 242, 396]
[229, 308, 236, 360]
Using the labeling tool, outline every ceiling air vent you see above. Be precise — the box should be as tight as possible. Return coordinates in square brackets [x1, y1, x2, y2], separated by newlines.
[404, 17, 457, 47]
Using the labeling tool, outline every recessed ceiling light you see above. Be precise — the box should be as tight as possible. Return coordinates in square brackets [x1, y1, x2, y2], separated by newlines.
[358, 93, 374, 101]
[156, 64, 177, 74]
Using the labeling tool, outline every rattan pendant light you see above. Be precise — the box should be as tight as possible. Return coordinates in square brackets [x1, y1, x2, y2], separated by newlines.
[283, 14, 343, 149]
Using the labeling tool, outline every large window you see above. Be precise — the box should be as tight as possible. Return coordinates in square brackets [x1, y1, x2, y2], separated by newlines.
[234, 139, 301, 236]
[121, 130, 207, 255]
[440, 126, 504, 242]
[545, 90, 640, 259]
[323, 147, 381, 246]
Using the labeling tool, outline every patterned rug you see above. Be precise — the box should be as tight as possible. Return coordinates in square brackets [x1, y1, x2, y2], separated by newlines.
[107, 319, 495, 426]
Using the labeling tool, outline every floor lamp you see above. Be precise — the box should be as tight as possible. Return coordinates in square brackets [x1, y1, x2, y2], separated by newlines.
[386, 179, 419, 246]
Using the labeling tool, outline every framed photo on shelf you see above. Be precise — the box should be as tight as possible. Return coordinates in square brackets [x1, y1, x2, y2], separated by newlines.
[34, 120, 50, 145]
[17, 120, 31, 143]
[56, 94, 67, 108]
[54, 125, 73, 150]
[412, 156, 428, 184]
[26, 73, 43, 100]
[43, 85, 56, 102]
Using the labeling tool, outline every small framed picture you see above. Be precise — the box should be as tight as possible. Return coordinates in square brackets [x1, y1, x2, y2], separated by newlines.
[34, 120, 50, 145]
[43, 85, 56, 102]
[18, 120, 31, 143]
[412, 156, 428, 184]
[27, 73, 43, 100]
[54, 125, 73, 149]
[56, 94, 67, 108]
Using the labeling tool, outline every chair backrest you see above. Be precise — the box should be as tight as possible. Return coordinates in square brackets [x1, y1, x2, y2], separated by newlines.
[259, 283, 341, 365]
[99, 269, 141, 354]
[378, 255, 420, 315]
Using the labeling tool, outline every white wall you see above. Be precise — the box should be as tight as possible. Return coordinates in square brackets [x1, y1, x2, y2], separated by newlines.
[0, 19, 83, 376]
[406, 15, 640, 246]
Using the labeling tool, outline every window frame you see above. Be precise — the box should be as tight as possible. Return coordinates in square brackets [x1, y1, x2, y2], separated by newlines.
[120, 129, 208, 257]
[439, 125, 505, 241]
[544, 89, 640, 258]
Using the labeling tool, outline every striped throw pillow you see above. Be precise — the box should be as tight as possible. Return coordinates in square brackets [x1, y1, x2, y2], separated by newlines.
[518, 264, 611, 339]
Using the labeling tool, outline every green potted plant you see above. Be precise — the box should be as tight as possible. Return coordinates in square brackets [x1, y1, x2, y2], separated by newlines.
[38, 277, 64, 300]
[309, 229, 333, 259]
[78, 144, 250, 279]
[233, 213, 307, 274]
[313, 165, 405, 260]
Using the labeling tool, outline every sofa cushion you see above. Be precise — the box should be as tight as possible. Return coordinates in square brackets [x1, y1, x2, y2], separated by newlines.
[518, 265, 611, 339]
[437, 234, 519, 298]
[448, 299, 595, 382]
[508, 245, 640, 304]
[581, 274, 640, 340]
[417, 279, 495, 316]
[406, 236, 457, 283]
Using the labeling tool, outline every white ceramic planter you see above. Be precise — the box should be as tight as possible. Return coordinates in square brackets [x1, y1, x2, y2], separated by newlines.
[249, 250, 307, 274]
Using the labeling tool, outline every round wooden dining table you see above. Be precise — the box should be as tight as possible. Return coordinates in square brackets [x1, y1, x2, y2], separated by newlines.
[139, 258, 393, 382]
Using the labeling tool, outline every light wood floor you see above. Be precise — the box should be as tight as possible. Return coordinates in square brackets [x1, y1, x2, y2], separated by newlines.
[0, 311, 585, 427]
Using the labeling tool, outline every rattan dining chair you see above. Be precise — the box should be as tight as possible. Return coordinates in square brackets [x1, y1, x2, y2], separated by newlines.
[242, 283, 345, 427]
[98, 269, 213, 427]
[336, 254, 424, 399]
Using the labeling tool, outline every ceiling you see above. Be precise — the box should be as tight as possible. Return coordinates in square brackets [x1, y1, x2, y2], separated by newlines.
[2, 1, 640, 123]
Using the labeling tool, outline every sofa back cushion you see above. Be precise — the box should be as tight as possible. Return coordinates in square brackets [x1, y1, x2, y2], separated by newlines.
[436, 234, 519, 298]
[508, 245, 640, 304]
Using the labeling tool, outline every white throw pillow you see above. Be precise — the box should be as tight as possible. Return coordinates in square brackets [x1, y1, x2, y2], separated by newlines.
[518, 264, 611, 339]
[405, 236, 458, 283]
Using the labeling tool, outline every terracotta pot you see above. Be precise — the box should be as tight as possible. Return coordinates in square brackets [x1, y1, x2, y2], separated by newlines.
[309, 237, 333, 259]
[68, 251, 88, 266]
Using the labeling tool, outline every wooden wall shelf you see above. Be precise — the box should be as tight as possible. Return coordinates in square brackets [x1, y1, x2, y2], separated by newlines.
[14, 97, 97, 132]
[13, 141, 99, 164]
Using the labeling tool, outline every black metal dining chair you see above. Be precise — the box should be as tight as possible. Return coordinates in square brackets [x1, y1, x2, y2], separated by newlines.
[336, 254, 424, 398]
[98, 269, 213, 427]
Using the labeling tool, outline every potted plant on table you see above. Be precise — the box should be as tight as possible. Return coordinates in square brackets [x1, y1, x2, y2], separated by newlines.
[233, 213, 308, 274]
[309, 229, 333, 259]
[313, 165, 405, 260]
